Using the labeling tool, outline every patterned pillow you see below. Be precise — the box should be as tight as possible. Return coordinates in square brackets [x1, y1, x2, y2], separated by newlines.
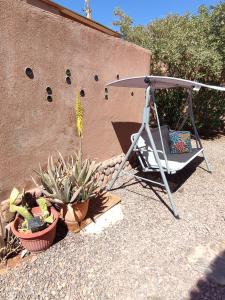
[169, 130, 192, 154]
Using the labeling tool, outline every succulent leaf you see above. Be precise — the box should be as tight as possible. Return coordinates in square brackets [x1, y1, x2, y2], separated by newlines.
[9, 187, 20, 205]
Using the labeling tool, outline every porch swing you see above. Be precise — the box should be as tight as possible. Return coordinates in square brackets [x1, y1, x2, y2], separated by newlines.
[106, 76, 225, 218]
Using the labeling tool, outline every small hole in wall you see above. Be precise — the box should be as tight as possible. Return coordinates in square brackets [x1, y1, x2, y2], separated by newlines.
[105, 88, 108, 93]
[66, 77, 71, 85]
[94, 75, 99, 81]
[105, 94, 108, 100]
[25, 67, 34, 79]
[47, 95, 53, 102]
[116, 74, 120, 80]
[66, 69, 71, 77]
[131, 91, 134, 96]
[46, 87, 52, 95]
[80, 90, 85, 97]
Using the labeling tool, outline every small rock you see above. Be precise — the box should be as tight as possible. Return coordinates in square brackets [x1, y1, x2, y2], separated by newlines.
[98, 165, 104, 172]
[105, 168, 111, 176]
[115, 163, 120, 170]
[21, 249, 29, 258]
[112, 171, 118, 179]
[99, 174, 104, 181]
[109, 159, 115, 167]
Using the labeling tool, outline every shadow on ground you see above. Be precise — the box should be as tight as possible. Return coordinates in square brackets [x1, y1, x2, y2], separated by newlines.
[111, 156, 205, 216]
[53, 193, 110, 243]
[189, 250, 225, 299]
[54, 219, 68, 244]
[85, 193, 108, 222]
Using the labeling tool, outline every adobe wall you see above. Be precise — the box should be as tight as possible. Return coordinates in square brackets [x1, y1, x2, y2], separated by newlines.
[0, 0, 150, 199]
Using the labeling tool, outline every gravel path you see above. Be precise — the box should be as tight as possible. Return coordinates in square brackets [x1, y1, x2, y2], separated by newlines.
[1, 137, 225, 300]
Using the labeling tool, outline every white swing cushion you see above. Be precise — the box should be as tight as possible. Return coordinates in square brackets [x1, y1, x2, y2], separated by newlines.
[132, 125, 203, 173]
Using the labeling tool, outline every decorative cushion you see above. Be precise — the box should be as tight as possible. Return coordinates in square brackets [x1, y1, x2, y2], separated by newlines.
[169, 130, 192, 154]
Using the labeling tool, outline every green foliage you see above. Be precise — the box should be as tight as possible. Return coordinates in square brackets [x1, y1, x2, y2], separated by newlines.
[36, 198, 53, 224]
[9, 188, 54, 232]
[72, 150, 100, 202]
[114, 3, 225, 133]
[9, 188, 33, 221]
[33, 151, 99, 204]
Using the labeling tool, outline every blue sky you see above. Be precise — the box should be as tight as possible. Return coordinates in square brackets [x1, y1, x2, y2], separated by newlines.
[53, 0, 223, 30]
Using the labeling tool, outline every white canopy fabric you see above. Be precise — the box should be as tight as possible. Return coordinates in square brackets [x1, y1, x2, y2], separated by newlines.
[107, 76, 225, 91]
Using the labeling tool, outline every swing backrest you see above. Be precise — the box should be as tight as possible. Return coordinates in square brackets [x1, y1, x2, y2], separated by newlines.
[132, 125, 170, 154]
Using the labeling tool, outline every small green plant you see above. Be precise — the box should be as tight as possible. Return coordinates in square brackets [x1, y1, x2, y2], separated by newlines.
[9, 188, 33, 222]
[0, 229, 22, 262]
[9, 188, 54, 233]
[37, 197, 53, 223]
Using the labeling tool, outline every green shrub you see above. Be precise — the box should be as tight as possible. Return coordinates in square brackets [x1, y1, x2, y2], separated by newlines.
[114, 3, 225, 134]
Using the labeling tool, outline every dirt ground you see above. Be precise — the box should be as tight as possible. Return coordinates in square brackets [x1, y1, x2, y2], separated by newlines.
[1, 136, 225, 300]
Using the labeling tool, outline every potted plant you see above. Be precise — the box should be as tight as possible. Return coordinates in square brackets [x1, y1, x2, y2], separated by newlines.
[33, 91, 99, 225]
[9, 188, 59, 252]
[33, 150, 99, 225]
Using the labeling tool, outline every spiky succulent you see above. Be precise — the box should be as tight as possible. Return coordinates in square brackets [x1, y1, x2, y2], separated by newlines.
[33, 151, 99, 204]
[71, 150, 99, 202]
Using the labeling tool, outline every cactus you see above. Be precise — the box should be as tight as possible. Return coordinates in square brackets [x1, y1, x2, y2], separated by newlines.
[9, 187, 20, 205]
[37, 197, 53, 224]
[9, 204, 33, 221]
[9, 187, 33, 221]
[37, 197, 48, 215]
[9, 188, 54, 232]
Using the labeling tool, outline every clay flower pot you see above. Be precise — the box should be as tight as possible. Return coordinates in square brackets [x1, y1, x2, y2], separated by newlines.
[62, 199, 90, 225]
[11, 206, 59, 253]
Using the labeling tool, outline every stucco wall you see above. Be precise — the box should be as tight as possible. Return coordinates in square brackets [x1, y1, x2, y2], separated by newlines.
[0, 0, 150, 199]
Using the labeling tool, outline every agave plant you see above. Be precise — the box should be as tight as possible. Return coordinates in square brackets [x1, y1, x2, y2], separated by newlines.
[71, 150, 99, 202]
[33, 151, 99, 204]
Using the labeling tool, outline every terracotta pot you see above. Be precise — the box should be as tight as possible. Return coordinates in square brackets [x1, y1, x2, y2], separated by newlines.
[11, 206, 59, 253]
[62, 199, 90, 225]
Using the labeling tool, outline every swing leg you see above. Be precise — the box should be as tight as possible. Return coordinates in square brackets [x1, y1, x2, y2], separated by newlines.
[202, 151, 212, 173]
[108, 123, 145, 190]
[160, 172, 179, 219]
[188, 89, 212, 174]
[145, 125, 179, 218]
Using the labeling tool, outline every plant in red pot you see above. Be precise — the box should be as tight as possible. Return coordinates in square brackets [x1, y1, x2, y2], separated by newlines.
[9, 188, 59, 252]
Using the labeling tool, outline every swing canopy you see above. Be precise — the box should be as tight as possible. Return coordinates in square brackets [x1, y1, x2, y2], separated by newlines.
[107, 75, 225, 91]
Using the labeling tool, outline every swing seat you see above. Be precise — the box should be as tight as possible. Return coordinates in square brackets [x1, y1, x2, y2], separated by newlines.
[131, 125, 203, 174]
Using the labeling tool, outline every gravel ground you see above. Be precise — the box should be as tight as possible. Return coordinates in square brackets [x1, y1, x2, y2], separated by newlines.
[1, 136, 225, 300]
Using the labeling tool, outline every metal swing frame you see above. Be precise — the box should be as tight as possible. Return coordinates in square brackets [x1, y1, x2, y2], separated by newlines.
[107, 77, 216, 218]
